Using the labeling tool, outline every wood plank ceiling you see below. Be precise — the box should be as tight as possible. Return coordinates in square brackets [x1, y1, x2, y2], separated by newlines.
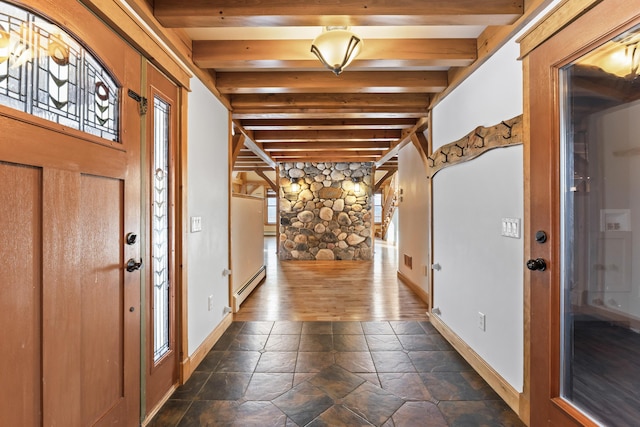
[152, 0, 527, 175]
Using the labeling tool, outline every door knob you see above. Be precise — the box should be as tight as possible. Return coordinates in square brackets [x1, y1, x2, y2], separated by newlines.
[126, 258, 143, 272]
[526, 258, 547, 271]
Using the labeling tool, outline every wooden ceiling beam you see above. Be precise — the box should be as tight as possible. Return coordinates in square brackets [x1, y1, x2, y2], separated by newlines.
[263, 141, 390, 151]
[270, 150, 383, 159]
[233, 166, 276, 172]
[273, 157, 379, 163]
[154, 0, 523, 27]
[233, 110, 429, 120]
[193, 39, 476, 69]
[231, 93, 430, 109]
[216, 71, 448, 94]
[253, 129, 402, 142]
[240, 118, 417, 131]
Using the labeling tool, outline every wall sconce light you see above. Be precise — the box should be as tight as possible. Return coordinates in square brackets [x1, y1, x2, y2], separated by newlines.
[352, 178, 361, 194]
[290, 182, 300, 192]
[311, 26, 363, 75]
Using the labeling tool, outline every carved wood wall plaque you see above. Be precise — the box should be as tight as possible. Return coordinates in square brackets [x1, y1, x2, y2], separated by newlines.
[428, 114, 523, 178]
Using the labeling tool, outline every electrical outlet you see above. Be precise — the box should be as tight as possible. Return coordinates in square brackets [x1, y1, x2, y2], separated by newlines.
[207, 295, 213, 311]
[478, 312, 486, 331]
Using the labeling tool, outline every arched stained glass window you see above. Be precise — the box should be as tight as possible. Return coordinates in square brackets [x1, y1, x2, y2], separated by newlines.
[0, 1, 119, 141]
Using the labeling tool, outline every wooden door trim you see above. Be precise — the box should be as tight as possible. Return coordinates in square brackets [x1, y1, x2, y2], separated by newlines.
[522, 0, 640, 425]
[144, 62, 181, 414]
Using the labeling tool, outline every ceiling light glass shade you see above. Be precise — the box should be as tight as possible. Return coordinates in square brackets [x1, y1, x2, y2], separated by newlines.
[311, 26, 362, 75]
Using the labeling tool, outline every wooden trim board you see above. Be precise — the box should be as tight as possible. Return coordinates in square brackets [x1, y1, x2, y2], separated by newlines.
[429, 314, 523, 420]
[179, 313, 233, 382]
[397, 271, 429, 306]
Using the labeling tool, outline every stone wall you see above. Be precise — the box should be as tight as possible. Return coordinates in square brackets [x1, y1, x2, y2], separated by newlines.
[279, 162, 373, 261]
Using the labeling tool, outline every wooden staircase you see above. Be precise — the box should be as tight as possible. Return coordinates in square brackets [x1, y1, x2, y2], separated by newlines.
[377, 184, 398, 239]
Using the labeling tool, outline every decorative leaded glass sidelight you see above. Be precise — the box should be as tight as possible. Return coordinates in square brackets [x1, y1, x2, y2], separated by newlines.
[0, 1, 119, 141]
[152, 95, 171, 363]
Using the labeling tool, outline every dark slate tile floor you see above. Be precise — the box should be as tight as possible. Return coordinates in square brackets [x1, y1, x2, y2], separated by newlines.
[148, 321, 524, 427]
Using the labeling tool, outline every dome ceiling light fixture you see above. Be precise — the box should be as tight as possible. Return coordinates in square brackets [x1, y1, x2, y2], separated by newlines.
[311, 26, 363, 75]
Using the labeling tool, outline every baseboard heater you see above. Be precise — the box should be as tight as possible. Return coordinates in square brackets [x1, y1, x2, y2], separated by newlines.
[232, 265, 266, 312]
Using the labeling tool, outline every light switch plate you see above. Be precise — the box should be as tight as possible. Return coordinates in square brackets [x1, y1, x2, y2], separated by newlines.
[190, 216, 202, 233]
[501, 218, 520, 238]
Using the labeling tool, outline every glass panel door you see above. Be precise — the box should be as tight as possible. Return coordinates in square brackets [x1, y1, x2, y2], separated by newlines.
[152, 95, 170, 363]
[560, 23, 640, 426]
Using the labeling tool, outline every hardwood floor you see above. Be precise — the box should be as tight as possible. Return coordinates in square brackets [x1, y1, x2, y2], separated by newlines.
[233, 237, 429, 321]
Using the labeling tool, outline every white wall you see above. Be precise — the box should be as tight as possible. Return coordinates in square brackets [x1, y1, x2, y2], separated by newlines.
[397, 142, 430, 292]
[187, 78, 230, 355]
[431, 36, 524, 391]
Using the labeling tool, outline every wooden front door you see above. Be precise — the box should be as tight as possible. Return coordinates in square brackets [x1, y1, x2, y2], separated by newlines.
[527, 0, 640, 425]
[145, 63, 180, 412]
[0, 1, 142, 425]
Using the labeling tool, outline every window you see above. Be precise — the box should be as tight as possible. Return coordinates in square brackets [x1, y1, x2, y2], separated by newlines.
[152, 95, 170, 362]
[266, 195, 277, 224]
[0, 1, 119, 141]
[373, 193, 382, 223]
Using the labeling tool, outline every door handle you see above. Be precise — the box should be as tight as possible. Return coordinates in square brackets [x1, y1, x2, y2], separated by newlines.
[526, 258, 547, 271]
[126, 258, 143, 272]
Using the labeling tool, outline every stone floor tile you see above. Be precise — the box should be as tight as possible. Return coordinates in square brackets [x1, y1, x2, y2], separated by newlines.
[271, 321, 303, 335]
[302, 321, 333, 334]
[306, 404, 374, 426]
[147, 399, 191, 427]
[335, 351, 376, 373]
[232, 401, 288, 427]
[228, 334, 268, 351]
[211, 332, 235, 352]
[389, 401, 448, 427]
[332, 321, 364, 335]
[334, 334, 369, 352]
[419, 321, 439, 335]
[265, 334, 301, 352]
[389, 321, 426, 335]
[370, 351, 416, 373]
[255, 351, 298, 373]
[438, 400, 525, 427]
[366, 334, 403, 351]
[273, 381, 334, 426]
[299, 334, 333, 352]
[170, 371, 210, 400]
[296, 352, 334, 372]
[215, 351, 261, 373]
[293, 372, 315, 386]
[398, 334, 452, 351]
[356, 373, 381, 388]
[408, 350, 472, 372]
[420, 371, 499, 401]
[341, 381, 405, 426]
[240, 321, 274, 335]
[195, 351, 225, 373]
[378, 373, 433, 401]
[309, 365, 365, 399]
[197, 372, 251, 400]
[362, 321, 395, 335]
[243, 373, 294, 401]
[177, 401, 238, 427]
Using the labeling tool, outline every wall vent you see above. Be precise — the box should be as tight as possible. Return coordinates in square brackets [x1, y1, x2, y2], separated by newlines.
[403, 254, 413, 269]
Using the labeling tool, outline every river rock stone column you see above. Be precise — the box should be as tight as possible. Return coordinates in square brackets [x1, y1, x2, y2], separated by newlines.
[279, 162, 373, 261]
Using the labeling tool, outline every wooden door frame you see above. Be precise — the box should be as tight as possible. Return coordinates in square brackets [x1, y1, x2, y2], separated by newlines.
[143, 60, 184, 416]
[521, 0, 640, 424]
